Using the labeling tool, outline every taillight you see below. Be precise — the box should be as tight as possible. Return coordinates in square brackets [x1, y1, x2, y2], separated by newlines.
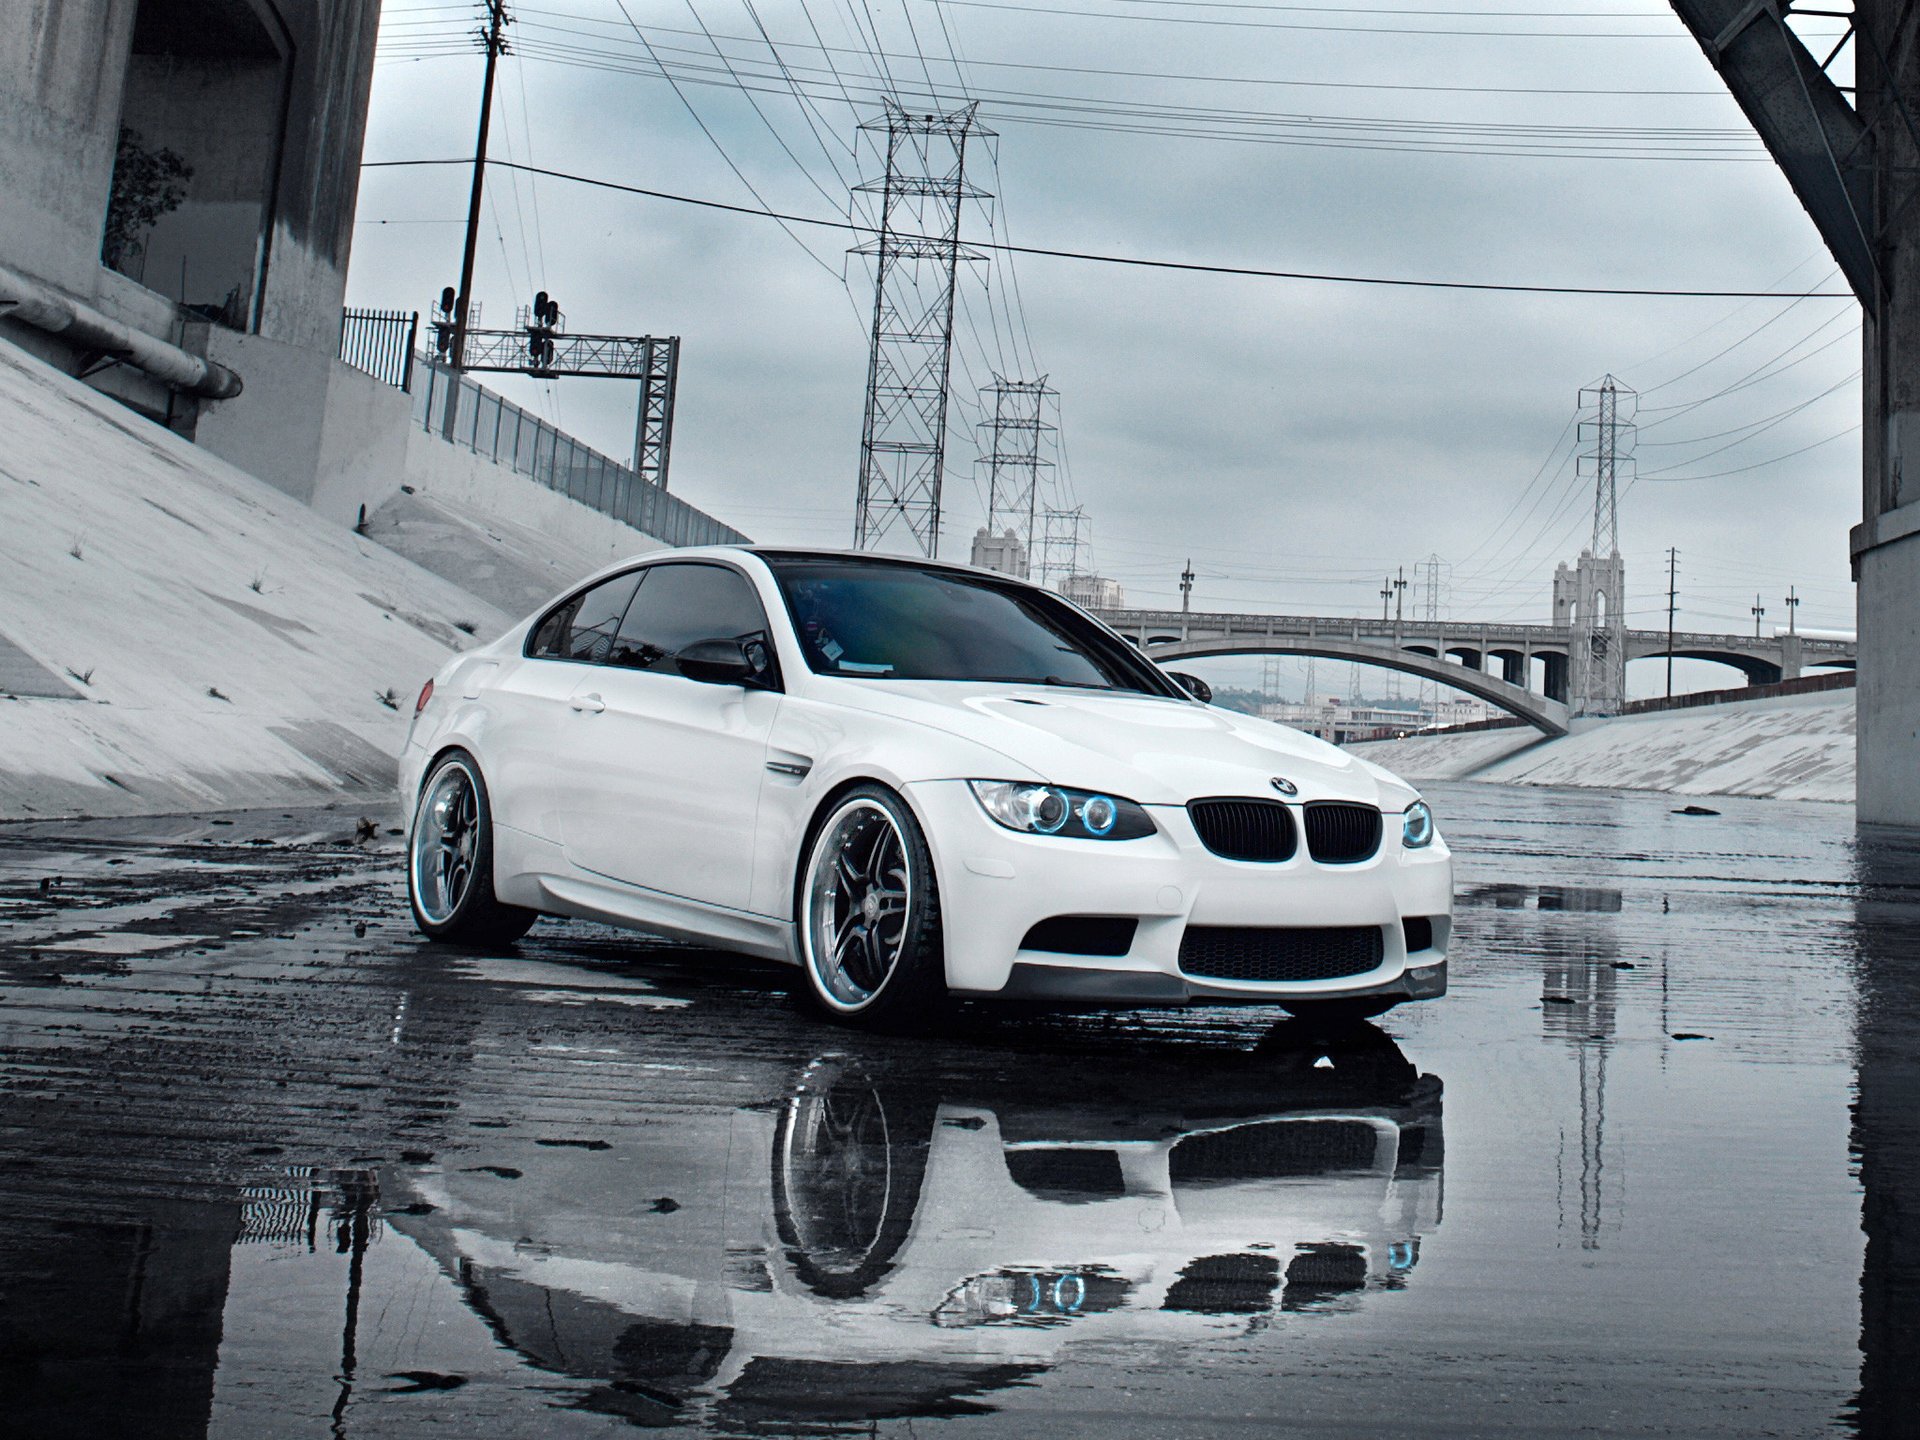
[415, 678, 434, 714]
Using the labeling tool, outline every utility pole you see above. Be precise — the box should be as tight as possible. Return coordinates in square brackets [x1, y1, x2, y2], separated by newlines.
[1393, 566, 1407, 624]
[1380, 576, 1392, 623]
[1753, 594, 1766, 639]
[853, 100, 990, 556]
[1180, 559, 1195, 614]
[1665, 546, 1679, 700]
[1785, 585, 1800, 635]
[444, 0, 511, 437]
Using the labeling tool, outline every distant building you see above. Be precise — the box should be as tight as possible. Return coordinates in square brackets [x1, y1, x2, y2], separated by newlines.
[1060, 573, 1125, 609]
[1267, 692, 1496, 744]
[970, 527, 1028, 578]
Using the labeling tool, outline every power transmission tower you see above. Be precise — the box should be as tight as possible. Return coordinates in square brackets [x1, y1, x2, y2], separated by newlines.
[1037, 507, 1087, 591]
[976, 374, 1055, 574]
[1571, 376, 1636, 715]
[1262, 656, 1286, 716]
[853, 100, 991, 556]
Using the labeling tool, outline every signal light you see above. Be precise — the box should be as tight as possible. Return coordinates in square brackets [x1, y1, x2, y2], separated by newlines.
[415, 678, 434, 714]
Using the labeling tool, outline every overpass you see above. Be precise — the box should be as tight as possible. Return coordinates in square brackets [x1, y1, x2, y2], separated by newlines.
[1094, 608, 1858, 737]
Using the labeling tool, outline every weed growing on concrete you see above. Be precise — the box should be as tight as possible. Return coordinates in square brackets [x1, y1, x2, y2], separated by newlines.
[249, 569, 267, 594]
[65, 667, 93, 686]
[67, 534, 85, 560]
[207, 686, 230, 702]
[377, 688, 400, 711]
[454, 620, 478, 635]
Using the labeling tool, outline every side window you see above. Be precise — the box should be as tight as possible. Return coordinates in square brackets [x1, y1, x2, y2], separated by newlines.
[527, 572, 643, 663]
[608, 564, 772, 677]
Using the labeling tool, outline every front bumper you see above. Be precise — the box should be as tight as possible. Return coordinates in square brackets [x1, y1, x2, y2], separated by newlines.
[905, 780, 1454, 1006]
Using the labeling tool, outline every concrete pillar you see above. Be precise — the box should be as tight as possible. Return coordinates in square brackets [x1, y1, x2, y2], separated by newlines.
[1544, 653, 1569, 704]
[1781, 634, 1804, 682]
[1855, 4, 1920, 823]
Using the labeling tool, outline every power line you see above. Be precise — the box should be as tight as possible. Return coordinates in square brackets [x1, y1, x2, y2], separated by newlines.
[901, 0, 1709, 38]
[358, 156, 1858, 298]
[476, 8, 1738, 95]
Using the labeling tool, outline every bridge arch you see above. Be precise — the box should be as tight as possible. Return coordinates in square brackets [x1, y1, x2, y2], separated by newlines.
[1144, 635, 1570, 736]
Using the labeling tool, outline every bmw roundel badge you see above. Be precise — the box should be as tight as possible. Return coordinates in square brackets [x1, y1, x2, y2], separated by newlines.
[1269, 776, 1298, 796]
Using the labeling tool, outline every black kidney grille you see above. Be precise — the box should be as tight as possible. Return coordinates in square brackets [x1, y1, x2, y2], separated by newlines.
[1188, 798, 1297, 862]
[1179, 925, 1385, 983]
[1303, 802, 1382, 864]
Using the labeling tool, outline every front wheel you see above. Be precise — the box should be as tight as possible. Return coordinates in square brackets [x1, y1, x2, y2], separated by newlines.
[407, 750, 537, 947]
[796, 785, 946, 1029]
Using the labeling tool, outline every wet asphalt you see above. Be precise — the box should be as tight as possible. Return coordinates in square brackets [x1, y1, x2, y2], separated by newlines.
[2, 781, 1918, 1439]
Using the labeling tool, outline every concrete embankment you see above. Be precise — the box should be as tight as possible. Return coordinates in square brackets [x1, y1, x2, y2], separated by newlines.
[1347, 684, 1855, 803]
[0, 341, 511, 819]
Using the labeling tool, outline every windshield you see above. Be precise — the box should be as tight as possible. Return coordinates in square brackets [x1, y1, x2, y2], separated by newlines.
[764, 557, 1180, 695]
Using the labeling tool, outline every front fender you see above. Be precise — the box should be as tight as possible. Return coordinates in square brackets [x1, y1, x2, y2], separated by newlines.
[749, 696, 1032, 921]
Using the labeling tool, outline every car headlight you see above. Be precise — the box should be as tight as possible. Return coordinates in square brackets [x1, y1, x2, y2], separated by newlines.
[1403, 800, 1436, 849]
[968, 781, 1156, 841]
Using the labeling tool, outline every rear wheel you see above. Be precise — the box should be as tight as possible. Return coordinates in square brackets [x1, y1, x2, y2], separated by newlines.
[796, 785, 945, 1029]
[408, 750, 537, 947]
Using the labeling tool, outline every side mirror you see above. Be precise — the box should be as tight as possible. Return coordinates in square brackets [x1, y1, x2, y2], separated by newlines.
[1168, 671, 1212, 704]
[678, 638, 757, 686]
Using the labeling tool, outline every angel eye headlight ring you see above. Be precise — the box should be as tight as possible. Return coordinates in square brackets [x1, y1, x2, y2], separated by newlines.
[968, 782, 1155, 841]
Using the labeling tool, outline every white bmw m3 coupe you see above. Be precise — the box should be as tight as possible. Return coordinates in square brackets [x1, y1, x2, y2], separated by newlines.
[400, 547, 1453, 1027]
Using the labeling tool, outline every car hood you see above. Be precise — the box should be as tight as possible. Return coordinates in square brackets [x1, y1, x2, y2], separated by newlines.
[815, 680, 1415, 807]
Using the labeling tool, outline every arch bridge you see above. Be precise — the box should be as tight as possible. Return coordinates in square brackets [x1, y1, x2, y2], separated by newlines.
[1094, 608, 1857, 737]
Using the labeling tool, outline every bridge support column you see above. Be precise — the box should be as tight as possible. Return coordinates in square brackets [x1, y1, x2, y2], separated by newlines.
[1780, 634, 1803, 683]
[1543, 653, 1569, 705]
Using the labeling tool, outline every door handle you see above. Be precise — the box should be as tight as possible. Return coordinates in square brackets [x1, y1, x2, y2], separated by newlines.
[570, 693, 606, 713]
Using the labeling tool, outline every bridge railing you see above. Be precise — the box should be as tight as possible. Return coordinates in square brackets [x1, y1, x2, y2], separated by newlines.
[1093, 608, 1853, 653]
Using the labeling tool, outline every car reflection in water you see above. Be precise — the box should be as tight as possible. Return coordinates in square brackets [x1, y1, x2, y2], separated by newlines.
[386, 1020, 1443, 1430]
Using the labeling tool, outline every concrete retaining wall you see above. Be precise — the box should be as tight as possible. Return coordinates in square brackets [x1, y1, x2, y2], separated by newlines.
[1350, 685, 1857, 803]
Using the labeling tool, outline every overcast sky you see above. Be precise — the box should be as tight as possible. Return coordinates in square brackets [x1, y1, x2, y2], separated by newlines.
[353, 1, 1863, 698]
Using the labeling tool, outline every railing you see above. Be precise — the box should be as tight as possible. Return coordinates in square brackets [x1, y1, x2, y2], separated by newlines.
[414, 359, 748, 548]
[339, 307, 418, 392]
[1097, 608, 1855, 653]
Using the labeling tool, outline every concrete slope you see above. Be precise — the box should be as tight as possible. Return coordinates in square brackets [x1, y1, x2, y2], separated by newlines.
[363, 488, 608, 620]
[1348, 688, 1854, 803]
[0, 340, 508, 819]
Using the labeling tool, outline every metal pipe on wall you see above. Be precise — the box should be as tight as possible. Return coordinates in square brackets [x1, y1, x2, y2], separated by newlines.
[0, 260, 243, 400]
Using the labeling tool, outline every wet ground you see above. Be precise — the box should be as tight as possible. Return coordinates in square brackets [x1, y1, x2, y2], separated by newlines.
[2, 782, 1919, 1438]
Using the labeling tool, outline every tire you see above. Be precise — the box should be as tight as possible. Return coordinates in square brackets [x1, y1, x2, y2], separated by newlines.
[795, 784, 946, 1029]
[770, 1056, 937, 1299]
[407, 749, 538, 947]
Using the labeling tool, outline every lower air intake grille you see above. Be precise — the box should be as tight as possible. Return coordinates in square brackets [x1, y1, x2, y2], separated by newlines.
[1179, 925, 1384, 984]
[1188, 798, 1297, 862]
[1303, 802, 1382, 864]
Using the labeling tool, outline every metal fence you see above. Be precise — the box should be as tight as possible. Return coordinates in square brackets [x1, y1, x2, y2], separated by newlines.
[339, 308, 418, 392]
[414, 359, 748, 548]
